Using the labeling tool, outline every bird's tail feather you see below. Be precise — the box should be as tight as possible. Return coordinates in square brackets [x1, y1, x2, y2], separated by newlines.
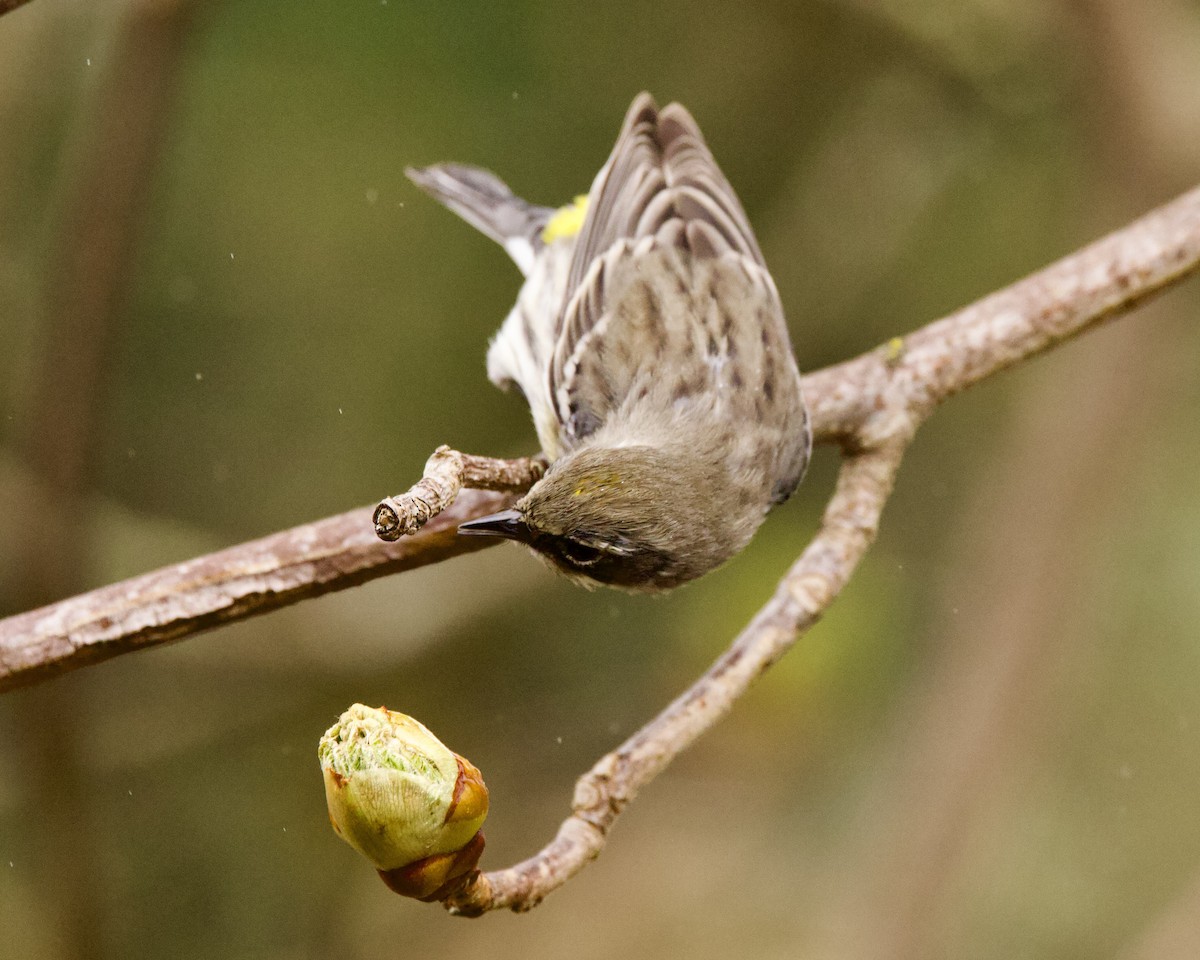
[406, 164, 553, 275]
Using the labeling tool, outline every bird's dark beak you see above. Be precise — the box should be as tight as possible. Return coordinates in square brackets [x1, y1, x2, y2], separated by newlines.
[458, 508, 532, 543]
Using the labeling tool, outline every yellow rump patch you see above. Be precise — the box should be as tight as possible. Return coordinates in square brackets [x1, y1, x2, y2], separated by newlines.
[541, 195, 590, 244]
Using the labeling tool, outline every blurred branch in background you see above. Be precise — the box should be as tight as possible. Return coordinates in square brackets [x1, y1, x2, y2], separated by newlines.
[834, 0, 1200, 956]
[2, 0, 195, 956]
[0, 0, 35, 19]
[1120, 867, 1200, 960]
[14, 0, 193, 608]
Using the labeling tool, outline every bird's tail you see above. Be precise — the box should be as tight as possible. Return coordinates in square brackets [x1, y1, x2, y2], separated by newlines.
[406, 164, 555, 276]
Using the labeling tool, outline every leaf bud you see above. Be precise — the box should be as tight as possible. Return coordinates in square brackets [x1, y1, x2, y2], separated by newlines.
[318, 704, 488, 900]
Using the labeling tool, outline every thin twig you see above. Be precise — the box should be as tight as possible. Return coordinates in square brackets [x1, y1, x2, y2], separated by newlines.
[441, 182, 1200, 914]
[445, 441, 907, 914]
[374, 446, 546, 540]
[0, 184, 1198, 692]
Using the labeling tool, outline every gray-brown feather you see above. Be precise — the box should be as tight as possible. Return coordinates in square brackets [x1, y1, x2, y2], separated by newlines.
[515, 94, 809, 590]
[549, 94, 790, 453]
[416, 93, 811, 590]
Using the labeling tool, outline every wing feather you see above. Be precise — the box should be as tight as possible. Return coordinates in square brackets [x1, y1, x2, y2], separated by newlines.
[549, 94, 770, 446]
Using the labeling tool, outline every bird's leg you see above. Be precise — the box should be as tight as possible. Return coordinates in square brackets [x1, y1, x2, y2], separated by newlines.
[373, 446, 547, 541]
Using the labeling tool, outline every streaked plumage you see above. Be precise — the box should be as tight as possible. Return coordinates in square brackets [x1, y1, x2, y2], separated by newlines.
[409, 93, 810, 591]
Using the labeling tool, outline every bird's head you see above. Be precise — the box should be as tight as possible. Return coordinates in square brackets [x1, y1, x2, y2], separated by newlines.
[459, 445, 736, 591]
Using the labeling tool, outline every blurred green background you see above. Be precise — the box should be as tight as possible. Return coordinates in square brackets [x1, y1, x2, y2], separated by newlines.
[2, 0, 1200, 957]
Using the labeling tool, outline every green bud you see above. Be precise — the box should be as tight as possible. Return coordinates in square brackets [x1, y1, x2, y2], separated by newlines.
[318, 704, 488, 900]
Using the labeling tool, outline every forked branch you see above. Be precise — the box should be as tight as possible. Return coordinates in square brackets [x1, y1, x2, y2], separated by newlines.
[1, 185, 1198, 689]
[1, 182, 1199, 914]
[434, 183, 1200, 915]
[445, 441, 906, 913]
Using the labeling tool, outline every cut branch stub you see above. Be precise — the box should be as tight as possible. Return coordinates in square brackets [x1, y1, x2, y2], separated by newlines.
[374, 447, 546, 541]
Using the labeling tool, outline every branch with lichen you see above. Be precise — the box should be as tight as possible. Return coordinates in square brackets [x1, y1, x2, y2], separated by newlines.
[1, 183, 1199, 909]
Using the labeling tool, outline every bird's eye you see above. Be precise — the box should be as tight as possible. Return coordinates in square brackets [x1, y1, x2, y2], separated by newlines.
[560, 540, 604, 567]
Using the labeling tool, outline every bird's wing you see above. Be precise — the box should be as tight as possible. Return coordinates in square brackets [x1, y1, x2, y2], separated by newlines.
[550, 93, 771, 445]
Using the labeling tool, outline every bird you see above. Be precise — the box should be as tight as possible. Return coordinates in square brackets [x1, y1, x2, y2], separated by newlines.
[407, 93, 810, 591]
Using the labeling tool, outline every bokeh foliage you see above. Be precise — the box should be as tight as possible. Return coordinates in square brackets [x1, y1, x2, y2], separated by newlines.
[2, 0, 1200, 958]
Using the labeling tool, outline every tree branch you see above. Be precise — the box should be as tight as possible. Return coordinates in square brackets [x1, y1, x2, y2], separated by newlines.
[432, 184, 1200, 916]
[373, 447, 546, 540]
[0, 490, 516, 692]
[805, 182, 1200, 444]
[445, 441, 907, 914]
[2, 185, 1200, 917]
[0, 184, 1198, 694]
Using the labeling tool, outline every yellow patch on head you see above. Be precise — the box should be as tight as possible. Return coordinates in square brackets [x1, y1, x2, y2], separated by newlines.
[572, 471, 623, 498]
[541, 195, 589, 244]
[883, 336, 905, 366]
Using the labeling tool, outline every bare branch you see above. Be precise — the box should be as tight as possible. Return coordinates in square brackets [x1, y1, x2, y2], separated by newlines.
[436, 182, 1200, 914]
[806, 183, 1200, 444]
[374, 446, 546, 540]
[0, 186, 1197, 725]
[1, 174, 1199, 919]
[445, 441, 907, 914]
[1, 184, 1199, 692]
[0, 491, 515, 692]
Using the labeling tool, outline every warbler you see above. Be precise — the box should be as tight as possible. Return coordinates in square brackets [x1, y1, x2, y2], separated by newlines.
[409, 93, 810, 591]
